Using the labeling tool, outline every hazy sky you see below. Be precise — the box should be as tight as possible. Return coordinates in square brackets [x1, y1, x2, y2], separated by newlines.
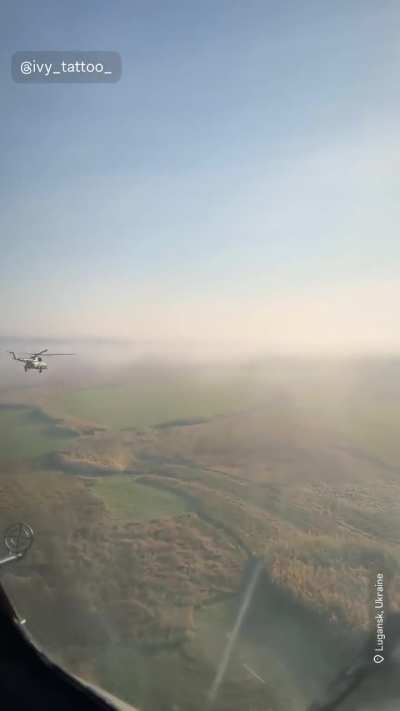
[1, 1, 399, 354]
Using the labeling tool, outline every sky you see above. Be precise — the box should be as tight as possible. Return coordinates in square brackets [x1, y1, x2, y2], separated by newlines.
[1, 1, 400, 355]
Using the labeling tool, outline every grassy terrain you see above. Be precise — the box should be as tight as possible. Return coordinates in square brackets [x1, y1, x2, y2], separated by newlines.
[0, 406, 77, 462]
[15, 359, 400, 469]
[52, 367, 269, 430]
[291, 395, 400, 469]
[2, 357, 400, 710]
[90, 475, 189, 521]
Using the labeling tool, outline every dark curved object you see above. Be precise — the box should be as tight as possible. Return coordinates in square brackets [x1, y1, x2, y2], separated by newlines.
[0, 582, 126, 710]
[307, 612, 400, 710]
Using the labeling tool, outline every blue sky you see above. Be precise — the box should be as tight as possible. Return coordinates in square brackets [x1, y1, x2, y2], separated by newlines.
[1, 1, 400, 353]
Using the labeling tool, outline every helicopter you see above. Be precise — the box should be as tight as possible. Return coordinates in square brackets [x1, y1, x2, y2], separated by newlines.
[7, 348, 75, 373]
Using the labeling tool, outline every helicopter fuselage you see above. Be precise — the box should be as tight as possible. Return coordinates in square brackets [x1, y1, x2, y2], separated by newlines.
[24, 358, 47, 372]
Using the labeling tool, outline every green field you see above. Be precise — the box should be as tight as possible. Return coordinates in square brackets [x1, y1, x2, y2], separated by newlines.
[55, 370, 267, 430]
[292, 395, 400, 468]
[50, 363, 400, 470]
[91, 475, 190, 521]
[0, 406, 77, 462]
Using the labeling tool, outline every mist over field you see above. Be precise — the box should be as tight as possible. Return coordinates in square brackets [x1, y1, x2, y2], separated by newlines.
[3, 276, 400, 358]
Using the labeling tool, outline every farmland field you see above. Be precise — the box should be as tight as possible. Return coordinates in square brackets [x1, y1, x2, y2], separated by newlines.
[36, 361, 400, 472]
[0, 405, 77, 462]
[90, 475, 190, 522]
[50, 367, 270, 430]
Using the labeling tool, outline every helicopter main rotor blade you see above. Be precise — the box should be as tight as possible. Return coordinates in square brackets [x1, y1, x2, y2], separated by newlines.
[30, 349, 48, 357]
[44, 353, 76, 357]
